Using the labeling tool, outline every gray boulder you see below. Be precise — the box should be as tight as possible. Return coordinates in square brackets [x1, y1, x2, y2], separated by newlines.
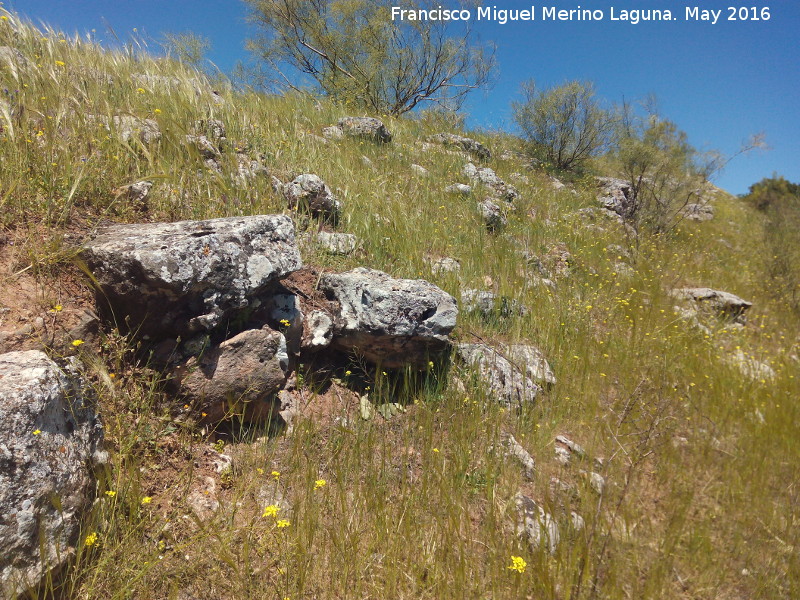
[302, 310, 334, 351]
[514, 493, 559, 553]
[283, 174, 341, 221]
[671, 287, 752, 323]
[321, 126, 344, 140]
[463, 163, 520, 201]
[316, 231, 359, 255]
[320, 268, 457, 368]
[477, 198, 507, 232]
[171, 327, 289, 423]
[460, 289, 527, 318]
[456, 343, 542, 406]
[337, 117, 392, 143]
[683, 203, 714, 222]
[103, 115, 161, 144]
[503, 343, 556, 387]
[427, 133, 491, 160]
[184, 134, 219, 160]
[445, 183, 472, 196]
[81, 215, 301, 338]
[0, 351, 105, 598]
[596, 176, 632, 217]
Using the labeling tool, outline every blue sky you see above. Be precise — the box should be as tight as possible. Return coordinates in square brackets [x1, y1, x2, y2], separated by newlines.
[9, 1, 800, 194]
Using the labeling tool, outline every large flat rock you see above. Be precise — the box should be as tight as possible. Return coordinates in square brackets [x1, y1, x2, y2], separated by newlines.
[320, 268, 457, 368]
[81, 215, 301, 338]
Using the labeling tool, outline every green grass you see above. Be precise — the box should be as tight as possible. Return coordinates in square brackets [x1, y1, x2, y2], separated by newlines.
[2, 9, 798, 600]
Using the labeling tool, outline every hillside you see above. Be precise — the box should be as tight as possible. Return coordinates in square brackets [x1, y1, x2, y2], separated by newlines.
[1, 12, 798, 600]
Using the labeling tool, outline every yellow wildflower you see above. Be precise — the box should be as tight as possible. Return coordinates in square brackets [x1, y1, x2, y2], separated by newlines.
[55, 60, 65, 67]
[141, 496, 152, 505]
[262, 505, 280, 518]
[32, 429, 41, 435]
[136, 87, 146, 93]
[84, 532, 99, 547]
[271, 470, 281, 480]
[507, 555, 527, 573]
[314, 479, 326, 490]
[276, 519, 290, 528]
[105, 490, 116, 498]
[71, 339, 85, 347]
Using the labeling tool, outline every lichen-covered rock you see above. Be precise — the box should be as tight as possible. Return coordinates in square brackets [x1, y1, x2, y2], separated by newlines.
[283, 174, 341, 221]
[477, 198, 507, 232]
[336, 117, 392, 143]
[302, 310, 334, 351]
[321, 125, 344, 140]
[683, 203, 714, 222]
[81, 215, 301, 338]
[410, 164, 429, 177]
[427, 133, 491, 160]
[729, 349, 776, 381]
[171, 327, 289, 423]
[670, 287, 752, 323]
[460, 289, 527, 318]
[514, 493, 559, 553]
[456, 342, 542, 406]
[316, 232, 359, 255]
[426, 256, 461, 276]
[445, 183, 472, 196]
[0, 351, 105, 598]
[90, 115, 161, 144]
[503, 344, 556, 387]
[596, 176, 632, 217]
[184, 134, 219, 159]
[463, 163, 519, 201]
[320, 268, 457, 368]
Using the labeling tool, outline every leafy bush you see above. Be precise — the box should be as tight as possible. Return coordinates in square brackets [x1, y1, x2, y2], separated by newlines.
[512, 79, 613, 170]
[243, 0, 495, 115]
[744, 176, 800, 312]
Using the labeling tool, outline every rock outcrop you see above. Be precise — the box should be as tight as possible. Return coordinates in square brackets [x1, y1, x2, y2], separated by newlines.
[464, 163, 519, 202]
[320, 268, 458, 368]
[283, 174, 341, 221]
[427, 133, 491, 160]
[456, 343, 543, 406]
[671, 287, 752, 323]
[81, 215, 301, 338]
[514, 493, 559, 553]
[336, 117, 392, 143]
[0, 351, 105, 598]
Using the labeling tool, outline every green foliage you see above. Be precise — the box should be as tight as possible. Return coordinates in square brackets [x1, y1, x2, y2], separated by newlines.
[243, 0, 495, 115]
[613, 109, 708, 232]
[512, 79, 613, 170]
[744, 174, 800, 211]
[743, 175, 800, 312]
[161, 31, 212, 70]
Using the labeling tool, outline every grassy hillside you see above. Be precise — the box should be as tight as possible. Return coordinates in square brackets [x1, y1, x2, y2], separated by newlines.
[1, 11, 798, 600]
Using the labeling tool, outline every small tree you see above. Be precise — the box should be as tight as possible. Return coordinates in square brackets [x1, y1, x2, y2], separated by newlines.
[161, 32, 211, 70]
[613, 100, 766, 234]
[743, 176, 800, 312]
[512, 79, 613, 170]
[243, 0, 495, 116]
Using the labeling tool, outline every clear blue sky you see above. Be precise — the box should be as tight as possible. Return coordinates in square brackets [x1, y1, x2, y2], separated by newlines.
[10, 0, 800, 195]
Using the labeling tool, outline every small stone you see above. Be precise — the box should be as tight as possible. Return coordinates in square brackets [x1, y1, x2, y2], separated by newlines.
[445, 183, 472, 195]
[514, 493, 559, 553]
[316, 232, 359, 255]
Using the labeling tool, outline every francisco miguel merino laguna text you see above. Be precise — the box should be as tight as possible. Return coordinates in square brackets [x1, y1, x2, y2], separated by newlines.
[392, 6, 683, 25]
